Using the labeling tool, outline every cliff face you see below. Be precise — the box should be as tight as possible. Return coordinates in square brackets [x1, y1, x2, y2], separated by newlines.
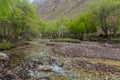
[33, 0, 89, 21]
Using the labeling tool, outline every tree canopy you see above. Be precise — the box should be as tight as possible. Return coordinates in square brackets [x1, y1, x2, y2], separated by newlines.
[0, 0, 40, 41]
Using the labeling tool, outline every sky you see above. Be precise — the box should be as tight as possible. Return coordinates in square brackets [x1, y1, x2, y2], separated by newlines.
[29, 0, 33, 3]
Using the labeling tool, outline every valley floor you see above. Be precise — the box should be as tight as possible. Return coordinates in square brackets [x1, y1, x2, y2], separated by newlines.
[0, 39, 120, 80]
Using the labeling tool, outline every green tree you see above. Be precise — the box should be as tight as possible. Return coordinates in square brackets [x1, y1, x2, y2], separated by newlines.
[0, 0, 17, 19]
[54, 16, 70, 38]
[41, 15, 70, 38]
[0, 0, 39, 40]
[91, 0, 120, 39]
[69, 11, 97, 40]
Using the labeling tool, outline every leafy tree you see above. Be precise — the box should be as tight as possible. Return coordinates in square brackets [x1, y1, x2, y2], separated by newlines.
[69, 11, 97, 40]
[91, 0, 120, 39]
[0, 0, 39, 40]
[106, 16, 119, 37]
[0, 0, 17, 19]
[41, 15, 70, 38]
[54, 16, 70, 38]
[69, 19, 85, 39]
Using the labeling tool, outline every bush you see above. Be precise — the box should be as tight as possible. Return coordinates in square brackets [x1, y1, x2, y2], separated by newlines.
[0, 41, 13, 50]
[51, 38, 81, 43]
[27, 38, 34, 41]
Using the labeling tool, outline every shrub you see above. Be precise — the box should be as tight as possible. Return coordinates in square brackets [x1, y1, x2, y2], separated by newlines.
[0, 41, 13, 50]
[51, 38, 81, 43]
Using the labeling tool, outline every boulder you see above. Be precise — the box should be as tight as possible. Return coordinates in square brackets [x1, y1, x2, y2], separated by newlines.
[0, 52, 9, 61]
[38, 65, 52, 72]
[46, 43, 55, 46]
[104, 42, 112, 48]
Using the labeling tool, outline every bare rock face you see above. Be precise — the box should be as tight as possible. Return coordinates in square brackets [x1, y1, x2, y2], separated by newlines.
[33, 0, 87, 21]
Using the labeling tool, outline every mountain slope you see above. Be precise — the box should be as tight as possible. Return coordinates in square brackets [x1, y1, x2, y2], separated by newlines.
[33, 0, 91, 21]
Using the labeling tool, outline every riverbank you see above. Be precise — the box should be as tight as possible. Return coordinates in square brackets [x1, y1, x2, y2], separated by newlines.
[0, 39, 120, 80]
[0, 41, 30, 51]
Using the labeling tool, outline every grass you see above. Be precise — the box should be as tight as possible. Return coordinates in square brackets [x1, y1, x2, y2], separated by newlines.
[63, 57, 120, 80]
[27, 38, 34, 41]
[111, 37, 120, 42]
[0, 41, 28, 50]
[49, 74, 68, 80]
[80, 57, 120, 67]
[51, 38, 81, 43]
[69, 67, 120, 80]
[0, 41, 13, 50]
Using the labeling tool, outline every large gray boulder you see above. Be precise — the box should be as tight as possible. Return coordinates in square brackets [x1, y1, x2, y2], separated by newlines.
[0, 52, 9, 61]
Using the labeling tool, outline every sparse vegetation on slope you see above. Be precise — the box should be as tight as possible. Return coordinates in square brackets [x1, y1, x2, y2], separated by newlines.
[33, 0, 90, 21]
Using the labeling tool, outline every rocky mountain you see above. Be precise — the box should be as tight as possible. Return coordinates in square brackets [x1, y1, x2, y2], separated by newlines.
[33, 0, 90, 21]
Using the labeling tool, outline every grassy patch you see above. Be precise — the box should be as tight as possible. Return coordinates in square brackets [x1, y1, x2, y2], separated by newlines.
[0, 41, 13, 50]
[111, 38, 120, 42]
[13, 41, 26, 47]
[51, 38, 81, 43]
[49, 74, 68, 80]
[80, 57, 120, 67]
[27, 38, 34, 41]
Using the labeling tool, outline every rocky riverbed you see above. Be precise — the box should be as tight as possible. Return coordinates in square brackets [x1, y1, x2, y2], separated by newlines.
[50, 42, 120, 60]
[0, 39, 120, 80]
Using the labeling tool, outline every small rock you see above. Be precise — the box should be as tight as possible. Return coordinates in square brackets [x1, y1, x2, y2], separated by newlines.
[104, 42, 112, 48]
[28, 70, 49, 79]
[51, 65, 64, 74]
[46, 43, 55, 46]
[0, 73, 3, 79]
[2, 74, 17, 80]
[38, 65, 52, 72]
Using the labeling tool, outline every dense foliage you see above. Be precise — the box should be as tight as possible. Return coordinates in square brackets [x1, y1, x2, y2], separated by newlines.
[0, 0, 40, 41]
[40, 0, 120, 41]
[91, 0, 120, 39]
[0, 0, 120, 42]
